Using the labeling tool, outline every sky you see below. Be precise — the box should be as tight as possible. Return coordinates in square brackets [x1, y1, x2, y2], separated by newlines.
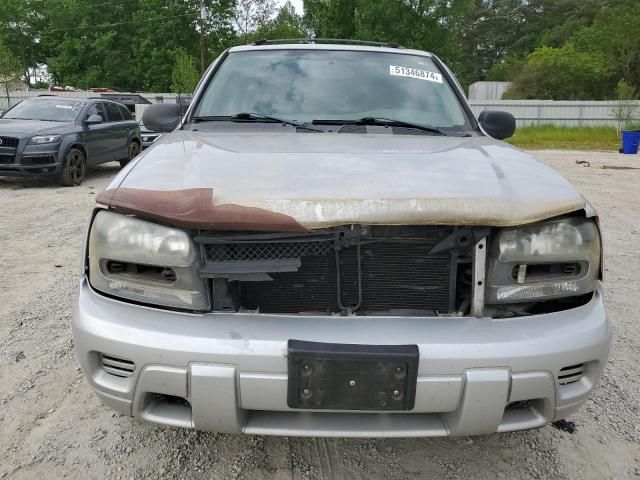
[277, 0, 304, 14]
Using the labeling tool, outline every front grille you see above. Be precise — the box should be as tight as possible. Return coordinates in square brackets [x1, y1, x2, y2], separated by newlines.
[0, 153, 16, 164]
[0, 136, 19, 148]
[200, 226, 459, 315]
[558, 363, 585, 385]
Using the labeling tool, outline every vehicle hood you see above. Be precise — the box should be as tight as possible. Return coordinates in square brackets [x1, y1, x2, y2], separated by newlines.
[140, 127, 161, 135]
[97, 130, 586, 231]
[0, 118, 74, 138]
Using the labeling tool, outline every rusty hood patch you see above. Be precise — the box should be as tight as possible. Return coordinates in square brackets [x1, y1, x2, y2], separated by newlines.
[96, 187, 307, 231]
[98, 130, 586, 229]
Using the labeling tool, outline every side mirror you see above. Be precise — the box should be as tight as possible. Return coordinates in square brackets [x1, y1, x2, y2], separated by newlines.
[143, 103, 181, 133]
[85, 114, 104, 125]
[478, 110, 516, 140]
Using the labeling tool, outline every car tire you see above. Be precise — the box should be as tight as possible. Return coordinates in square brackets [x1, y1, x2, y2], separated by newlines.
[58, 148, 86, 186]
[120, 140, 141, 168]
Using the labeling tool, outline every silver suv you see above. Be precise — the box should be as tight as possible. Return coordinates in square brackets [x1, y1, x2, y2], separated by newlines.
[73, 40, 610, 437]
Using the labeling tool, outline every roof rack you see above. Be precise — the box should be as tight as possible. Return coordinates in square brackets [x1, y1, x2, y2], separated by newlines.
[252, 38, 403, 49]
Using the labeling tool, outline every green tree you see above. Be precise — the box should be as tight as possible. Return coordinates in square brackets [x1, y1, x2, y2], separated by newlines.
[456, 0, 603, 88]
[538, 0, 602, 48]
[171, 48, 200, 94]
[131, 0, 235, 91]
[0, 0, 50, 86]
[0, 41, 23, 104]
[254, 1, 305, 40]
[504, 0, 640, 99]
[611, 79, 638, 134]
[504, 44, 609, 100]
[130, 0, 200, 92]
[203, 0, 237, 58]
[234, 0, 276, 43]
[303, 0, 356, 39]
[572, 0, 640, 88]
[39, 0, 142, 90]
[3, 0, 638, 98]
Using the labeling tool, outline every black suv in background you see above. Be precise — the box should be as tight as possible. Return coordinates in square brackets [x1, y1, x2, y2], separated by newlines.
[0, 96, 141, 186]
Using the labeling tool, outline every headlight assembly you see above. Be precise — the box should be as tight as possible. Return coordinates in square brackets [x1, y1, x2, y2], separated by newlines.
[88, 210, 210, 310]
[487, 217, 601, 303]
[29, 135, 62, 145]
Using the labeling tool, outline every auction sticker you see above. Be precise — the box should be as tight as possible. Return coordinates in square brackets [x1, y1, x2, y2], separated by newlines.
[390, 65, 443, 84]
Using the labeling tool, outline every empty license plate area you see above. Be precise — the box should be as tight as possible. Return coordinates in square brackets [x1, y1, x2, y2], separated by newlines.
[287, 340, 419, 411]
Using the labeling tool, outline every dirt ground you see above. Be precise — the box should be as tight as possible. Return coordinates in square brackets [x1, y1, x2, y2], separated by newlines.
[1, 150, 639, 480]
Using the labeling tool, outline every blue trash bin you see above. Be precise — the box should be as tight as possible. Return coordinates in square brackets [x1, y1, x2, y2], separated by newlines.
[621, 130, 640, 154]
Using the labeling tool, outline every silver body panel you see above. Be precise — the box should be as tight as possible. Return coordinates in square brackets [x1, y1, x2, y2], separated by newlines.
[73, 280, 610, 437]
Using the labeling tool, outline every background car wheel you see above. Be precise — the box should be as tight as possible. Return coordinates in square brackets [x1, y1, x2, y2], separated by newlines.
[120, 140, 141, 168]
[58, 148, 86, 186]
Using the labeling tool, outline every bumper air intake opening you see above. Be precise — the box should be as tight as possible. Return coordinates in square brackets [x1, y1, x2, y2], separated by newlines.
[498, 398, 549, 432]
[101, 353, 136, 378]
[139, 393, 193, 429]
[21, 154, 56, 165]
[557, 363, 585, 386]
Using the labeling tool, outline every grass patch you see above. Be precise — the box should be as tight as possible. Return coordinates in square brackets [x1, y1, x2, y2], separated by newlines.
[507, 125, 620, 150]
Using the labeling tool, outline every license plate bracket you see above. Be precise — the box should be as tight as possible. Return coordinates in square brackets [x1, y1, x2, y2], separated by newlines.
[287, 340, 419, 410]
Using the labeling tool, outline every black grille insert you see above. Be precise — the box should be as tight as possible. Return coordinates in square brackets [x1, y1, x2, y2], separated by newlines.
[205, 241, 333, 261]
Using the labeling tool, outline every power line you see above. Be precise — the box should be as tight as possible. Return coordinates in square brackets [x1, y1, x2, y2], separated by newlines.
[42, 12, 197, 34]
[63, 0, 136, 8]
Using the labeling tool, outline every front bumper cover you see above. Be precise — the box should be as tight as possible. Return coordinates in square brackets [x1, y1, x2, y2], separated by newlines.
[72, 279, 611, 437]
[0, 145, 61, 176]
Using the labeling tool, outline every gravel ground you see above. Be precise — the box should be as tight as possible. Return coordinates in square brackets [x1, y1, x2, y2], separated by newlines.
[1, 150, 639, 480]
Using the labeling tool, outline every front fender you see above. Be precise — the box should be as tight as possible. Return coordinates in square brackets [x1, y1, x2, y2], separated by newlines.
[59, 133, 86, 161]
[128, 126, 141, 144]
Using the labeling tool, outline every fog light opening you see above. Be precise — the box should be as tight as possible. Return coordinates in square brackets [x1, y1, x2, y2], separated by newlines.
[140, 393, 193, 429]
[499, 398, 548, 433]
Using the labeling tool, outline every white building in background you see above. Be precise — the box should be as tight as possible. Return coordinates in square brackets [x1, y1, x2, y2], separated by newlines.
[468, 81, 512, 101]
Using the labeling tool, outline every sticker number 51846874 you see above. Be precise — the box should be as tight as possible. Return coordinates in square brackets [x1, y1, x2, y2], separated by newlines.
[389, 65, 443, 84]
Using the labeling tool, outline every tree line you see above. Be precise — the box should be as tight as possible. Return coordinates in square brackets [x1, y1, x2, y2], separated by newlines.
[0, 0, 638, 99]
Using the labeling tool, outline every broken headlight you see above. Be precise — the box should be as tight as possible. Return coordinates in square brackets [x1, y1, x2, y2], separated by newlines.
[487, 217, 601, 303]
[88, 210, 210, 310]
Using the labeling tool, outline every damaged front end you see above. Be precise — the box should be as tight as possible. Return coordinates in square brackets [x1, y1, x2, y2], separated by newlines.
[86, 206, 602, 319]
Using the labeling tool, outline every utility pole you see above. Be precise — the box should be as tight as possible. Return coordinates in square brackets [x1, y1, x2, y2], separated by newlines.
[199, 0, 206, 73]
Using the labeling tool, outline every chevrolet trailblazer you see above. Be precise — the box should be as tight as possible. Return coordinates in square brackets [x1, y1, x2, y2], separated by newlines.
[72, 40, 610, 437]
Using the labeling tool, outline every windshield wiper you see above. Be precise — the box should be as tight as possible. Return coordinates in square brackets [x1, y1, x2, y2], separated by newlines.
[312, 117, 451, 136]
[193, 112, 322, 131]
[5, 117, 64, 122]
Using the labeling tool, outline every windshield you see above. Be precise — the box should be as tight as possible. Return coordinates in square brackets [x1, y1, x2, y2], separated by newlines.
[194, 49, 471, 131]
[3, 99, 85, 122]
